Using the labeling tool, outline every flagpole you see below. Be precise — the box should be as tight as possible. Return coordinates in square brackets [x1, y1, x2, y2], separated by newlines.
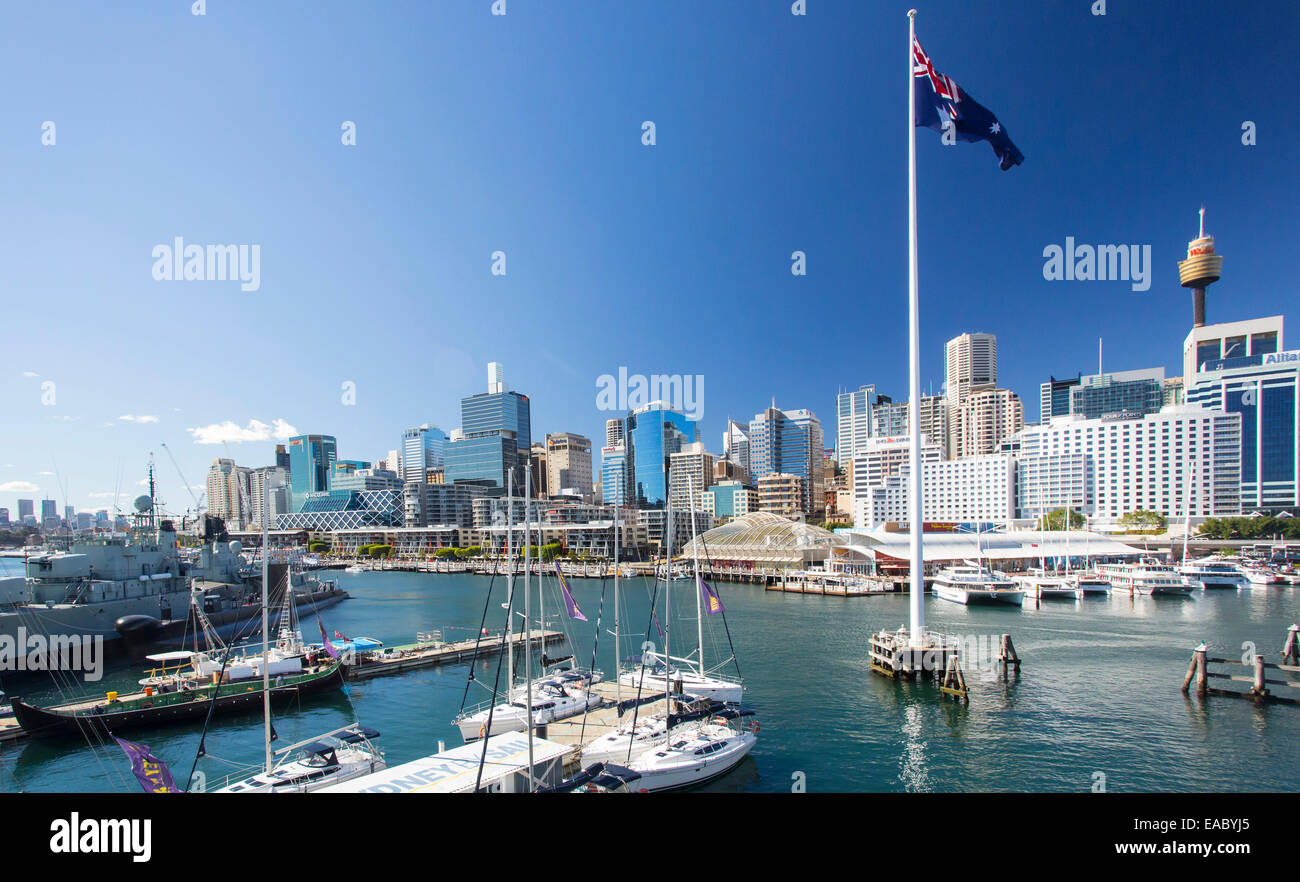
[907, 7, 925, 648]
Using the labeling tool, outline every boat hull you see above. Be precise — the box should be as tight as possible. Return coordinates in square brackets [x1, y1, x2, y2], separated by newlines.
[10, 662, 345, 739]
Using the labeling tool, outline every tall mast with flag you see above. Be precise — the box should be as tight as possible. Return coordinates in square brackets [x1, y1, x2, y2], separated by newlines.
[906, 9, 1023, 648]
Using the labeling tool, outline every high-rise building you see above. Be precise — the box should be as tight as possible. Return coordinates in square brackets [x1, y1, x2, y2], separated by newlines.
[248, 466, 290, 527]
[546, 433, 593, 502]
[870, 398, 907, 438]
[530, 442, 548, 497]
[836, 385, 882, 463]
[945, 332, 998, 456]
[0, 508, 9, 528]
[287, 434, 337, 511]
[1013, 406, 1243, 520]
[1040, 375, 1081, 422]
[274, 444, 290, 471]
[401, 425, 447, 482]
[851, 436, 943, 502]
[627, 402, 695, 508]
[600, 443, 630, 506]
[605, 418, 625, 447]
[63, 505, 75, 526]
[917, 395, 949, 458]
[206, 458, 253, 529]
[748, 406, 825, 518]
[1185, 316, 1297, 511]
[41, 499, 57, 522]
[706, 480, 759, 521]
[722, 420, 752, 479]
[1068, 367, 1166, 420]
[856, 454, 1015, 530]
[953, 388, 1024, 458]
[444, 364, 531, 491]
[668, 442, 714, 512]
[17, 499, 35, 523]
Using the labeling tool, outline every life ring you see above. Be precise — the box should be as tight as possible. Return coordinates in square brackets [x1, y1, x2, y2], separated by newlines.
[749, 721, 760, 733]
[478, 724, 487, 739]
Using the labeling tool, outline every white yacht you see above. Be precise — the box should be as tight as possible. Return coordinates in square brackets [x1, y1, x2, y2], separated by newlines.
[579, 695, 735, 767]
[1097, 560, 1193, 596]
[1071, 571, 1112, 595]
[216, 725, 386, 793]
[619, 651, 743, 703]
[455, 670, 603, 742]
[1014, 569, 1081, 600]
[1179, 560, 1247, 590]
[621, 719, 757, 792]
[931, 564, 1024, 606]
[1237, 565, 1284, 587]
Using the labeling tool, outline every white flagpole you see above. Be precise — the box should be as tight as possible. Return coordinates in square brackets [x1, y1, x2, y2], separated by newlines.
[907, 8, 925, 648]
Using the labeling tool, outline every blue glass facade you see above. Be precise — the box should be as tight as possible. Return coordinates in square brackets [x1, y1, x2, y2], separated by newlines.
[1187, 355, 1299, 510]
[288, 435, 337, 511]
[748, 407, 825, 516]
[402, 425, 447, 480]
[627, 405, 694, 508]
[445, 390, 531, 490]
[600, 443, 629, 506]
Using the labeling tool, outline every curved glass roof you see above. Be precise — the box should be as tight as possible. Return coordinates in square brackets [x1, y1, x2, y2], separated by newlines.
[684, 512, 845, 559]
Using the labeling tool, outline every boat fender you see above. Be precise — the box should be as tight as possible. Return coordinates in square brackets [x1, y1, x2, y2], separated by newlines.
[749, 721, 760, 733]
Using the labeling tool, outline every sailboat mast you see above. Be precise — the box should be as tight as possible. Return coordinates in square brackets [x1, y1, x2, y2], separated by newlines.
[523, 466, 534, 792]
[506, 471, 514, 691]
[663, 484, 673, 721]
[260, 477, 271, 774]
[688, 476, 704, 675]
[613, 501, 621, 710]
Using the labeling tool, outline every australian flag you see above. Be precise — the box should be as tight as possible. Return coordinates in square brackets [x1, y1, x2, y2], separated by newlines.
[913, 36, 1023, 170]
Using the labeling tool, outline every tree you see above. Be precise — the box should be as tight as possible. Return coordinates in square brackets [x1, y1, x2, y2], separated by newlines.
[1037, 508, 1085, 531]
[1120, 510, 1167, 533]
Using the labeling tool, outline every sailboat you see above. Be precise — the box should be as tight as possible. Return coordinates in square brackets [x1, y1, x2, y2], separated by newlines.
[618, 479, 743, 703]
[213, 474, 385, 792]
[453, 470, 602, 743]
[574, 475, 755, 790]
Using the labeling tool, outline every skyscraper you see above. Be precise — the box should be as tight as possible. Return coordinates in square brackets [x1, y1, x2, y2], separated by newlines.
[287, 434, 337, 511]
[601, 442, 630, 506]
[748, 406, 825, 518]
[402, 425, 447, 482]
[605, 418, 625, 447]
[722, 420, 751, 481]
[953, 388, 1024, 458]
[207, 458, 253, 529]
[945, 332, 998, 456]
[444, 363, 532, 491]
[17, 499, 34, 523]
[546, 433, 593, 501]
[627, 402, 695, 508]
[836, 385, 882, 463]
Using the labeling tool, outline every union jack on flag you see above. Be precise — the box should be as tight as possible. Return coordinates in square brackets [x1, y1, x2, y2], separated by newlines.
[913, 35, 1024, 170]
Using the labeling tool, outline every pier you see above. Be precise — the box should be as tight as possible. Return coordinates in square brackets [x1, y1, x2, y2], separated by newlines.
[1181, 625, 1300, 706]
[868, 627, 969, 702]
[344, 629, 565, 680]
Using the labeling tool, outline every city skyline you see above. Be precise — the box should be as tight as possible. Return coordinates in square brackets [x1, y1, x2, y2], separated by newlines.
[2, 1, 1297, 516]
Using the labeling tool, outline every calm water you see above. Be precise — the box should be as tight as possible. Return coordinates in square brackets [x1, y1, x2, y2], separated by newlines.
[1, 559, 1297, 793]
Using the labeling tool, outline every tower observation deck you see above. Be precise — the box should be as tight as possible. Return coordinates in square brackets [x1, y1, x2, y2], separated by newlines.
[1177, 207, 1224, 328]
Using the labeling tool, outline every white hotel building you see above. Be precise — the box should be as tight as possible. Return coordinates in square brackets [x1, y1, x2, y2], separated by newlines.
[851, 404, 1242, 530]
[854, 454, 1016, 529]
[1013, 404, 1242, 522]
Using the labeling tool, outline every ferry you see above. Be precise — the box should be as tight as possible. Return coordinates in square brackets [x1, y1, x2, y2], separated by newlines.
[1096, 560, 1193, 596]
[1178, 560, 1247, 590]
[931, 563, 1024, 606]
[1014, 569, 1081, 600]
[1071, 571, 1112, 595]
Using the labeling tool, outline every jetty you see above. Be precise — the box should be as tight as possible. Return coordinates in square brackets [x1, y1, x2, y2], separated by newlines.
[1180, 624, 1300, 706]
[343, 629, 565, 681]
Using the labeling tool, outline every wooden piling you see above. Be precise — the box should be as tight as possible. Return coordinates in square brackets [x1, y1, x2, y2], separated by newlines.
[1282, 624, 1300, 667]
[939, 655, 969, 702]
[997, 634, 1020, 676]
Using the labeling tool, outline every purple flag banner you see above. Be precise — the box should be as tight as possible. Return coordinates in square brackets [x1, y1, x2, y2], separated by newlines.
[698, 575, 725, 615]
[554, 562, 588, 622]
[318, 615, 339, 659]
[113, 736, 179, 793]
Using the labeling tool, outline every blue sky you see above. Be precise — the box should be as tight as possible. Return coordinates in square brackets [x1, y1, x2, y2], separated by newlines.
[1, 0, 1296, 516]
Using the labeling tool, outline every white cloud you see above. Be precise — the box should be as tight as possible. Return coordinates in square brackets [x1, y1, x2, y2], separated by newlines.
[187, 418, 298, 445]
[0, 481, 40, 493]
[21, 371, 38, 378]
[119, 415, 160, 424]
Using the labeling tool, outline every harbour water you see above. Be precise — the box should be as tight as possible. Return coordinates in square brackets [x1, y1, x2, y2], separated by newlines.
[1, 560, 1297, 793]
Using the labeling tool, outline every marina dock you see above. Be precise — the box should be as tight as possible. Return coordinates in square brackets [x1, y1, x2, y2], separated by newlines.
[344, 629, 565, 680]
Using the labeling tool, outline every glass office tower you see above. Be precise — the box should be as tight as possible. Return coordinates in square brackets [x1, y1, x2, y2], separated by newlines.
[288, 434, 337, 511]
[444, 375, 532, 491]
[627, 403, 694, 508]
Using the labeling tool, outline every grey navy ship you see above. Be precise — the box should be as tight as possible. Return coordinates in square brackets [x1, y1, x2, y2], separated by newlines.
[0, 490, 347, 667]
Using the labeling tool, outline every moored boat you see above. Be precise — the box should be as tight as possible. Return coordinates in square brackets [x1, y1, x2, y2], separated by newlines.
[931, 563, 1023, 605]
